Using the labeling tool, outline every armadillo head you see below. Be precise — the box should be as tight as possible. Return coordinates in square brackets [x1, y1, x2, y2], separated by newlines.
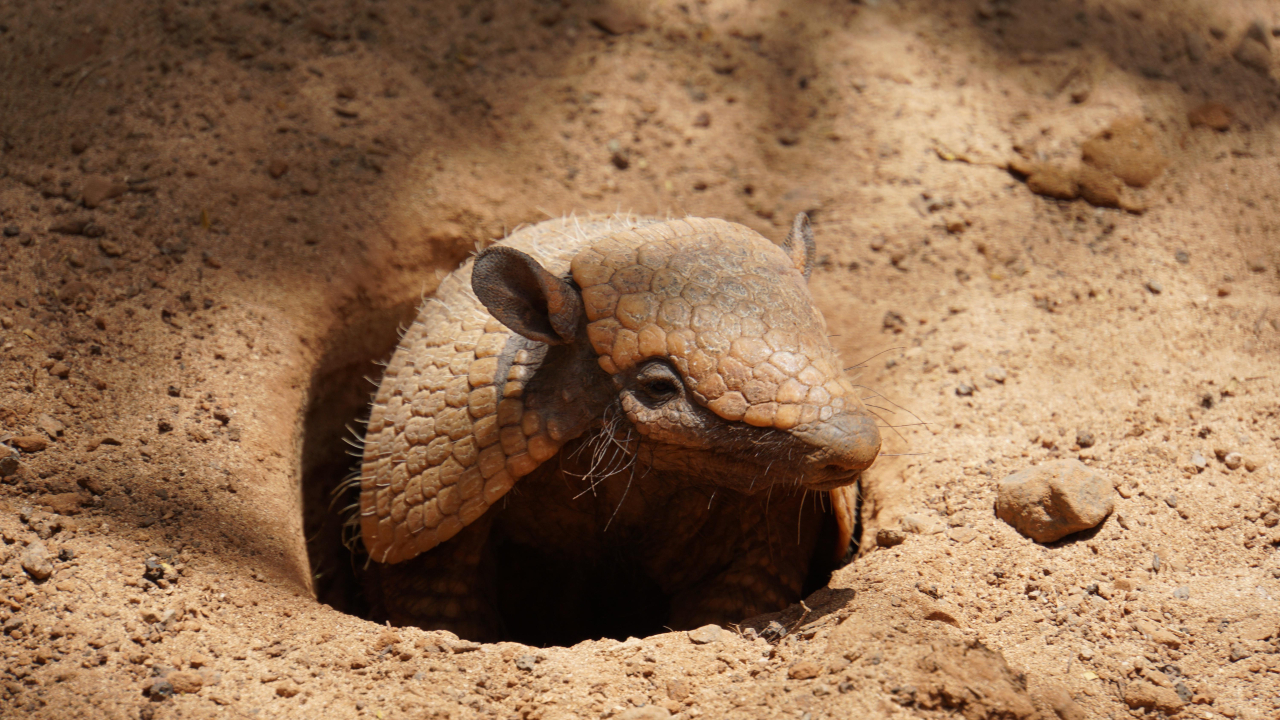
[472, 214, 881, 495]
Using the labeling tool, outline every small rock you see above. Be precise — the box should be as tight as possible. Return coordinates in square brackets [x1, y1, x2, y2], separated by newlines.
[148, 678, 176, 700]
[788, 661, 822, 680]
[1187, 102, 1233, 131]
[268, 159, 289, 179]
[1224, 452, 1243, 470]
[615, 708, 670, 720]
[81, 176, 126, 209]
[46, 492, 83, 516]
[1234, 35, 1273, 73]
[275, 680, 301, 698]
[876, 528, 906, 547]
[688, 624, 722, 644]
[1076, 165, 1123, 209]
[36, 414, 64, 438]
[1123, 680, 1185, 713]
[955, 383, 974, 397]
[1229, 644, 1251, 662]
[11, 436, 48, 453]
[984, 366, 1007, 383]
[98, 239, 124, 257]
[995, 459, 1114, 542]
[946, 526, 979, 544]
[49, 362, 70, 378]
[1189, 452, 1207, 471]
[1133, 618, 1181, 648]
[0, 455, 18, 477]
[1075, 429, 1095, 448]
[1025, 165, 1078, 200]
[900, 513, 945, 535]
[21, 542, 53, 581]
[1144, 279, 1163, 295]
[588, 7, 646, 35]
[167, 670, 204, 694]
[1173, 587, 1190, 600]
[1164, 493, 1177, 509]
[515, 655, 537, 672]
[666, 678, 690, 701]
[1081, 117, 1169, 188]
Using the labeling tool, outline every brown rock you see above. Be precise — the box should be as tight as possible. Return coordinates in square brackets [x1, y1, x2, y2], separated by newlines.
[947, 526, 979, 544]
[616, 708, 670, 720]
[1188, 102, 1233, 131]
[274, 680, 301, 697]
[46, 492, 84, 516]
[1025, 165, 1078, 200]
[167, 670, 204, 694]
[1234, 37, 1273, 73]
[1123, 680, 1185, 713]
[268, 159, 289, 178]
[876, 528, 907, 547]
[1081, 117, 1168, 188]
[1132, 618, 1181, 648]
[995, 459, 1114, 542]
[666, 678, 689, 701]
[1076, 165, 1123, 209]
[21, 541, 54, 581]
[687, 624, 722, 644]
[81, 176, 127, 209]
[11, 435, 49, 453]
[788, 661, 822, 680]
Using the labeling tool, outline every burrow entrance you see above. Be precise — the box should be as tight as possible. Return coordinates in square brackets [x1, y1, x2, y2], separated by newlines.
[301, 301, 858, 647]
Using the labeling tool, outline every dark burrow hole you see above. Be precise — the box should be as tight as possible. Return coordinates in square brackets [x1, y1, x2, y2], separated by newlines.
[302, 310, 857, 648]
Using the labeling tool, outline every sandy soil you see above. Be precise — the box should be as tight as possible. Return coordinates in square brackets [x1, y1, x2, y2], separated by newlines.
[1, 0, 1279, 718]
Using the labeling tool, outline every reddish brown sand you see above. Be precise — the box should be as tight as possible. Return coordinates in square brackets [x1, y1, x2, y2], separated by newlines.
[1, 1, 1279, 718]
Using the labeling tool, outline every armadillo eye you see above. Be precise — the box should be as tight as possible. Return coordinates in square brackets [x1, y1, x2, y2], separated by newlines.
[634, 361, 682, 404]
[641, 378, 679, 400]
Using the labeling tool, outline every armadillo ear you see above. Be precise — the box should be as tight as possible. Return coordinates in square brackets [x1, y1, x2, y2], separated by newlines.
[472, 246, 583, 345]
[781, 212, 816, 281]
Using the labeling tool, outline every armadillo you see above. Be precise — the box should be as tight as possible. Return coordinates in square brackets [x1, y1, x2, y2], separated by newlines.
[357, 213, 881, 642]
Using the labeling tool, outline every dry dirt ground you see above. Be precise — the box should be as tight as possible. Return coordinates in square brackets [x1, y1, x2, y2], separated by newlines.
[2, 0, 1280, 718]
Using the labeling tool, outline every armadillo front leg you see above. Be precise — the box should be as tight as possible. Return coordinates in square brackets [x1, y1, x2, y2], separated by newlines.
[368, 514, 503, 642]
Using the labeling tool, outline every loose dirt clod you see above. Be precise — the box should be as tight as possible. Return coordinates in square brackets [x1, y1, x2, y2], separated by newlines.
[995, 460, 1114, 542]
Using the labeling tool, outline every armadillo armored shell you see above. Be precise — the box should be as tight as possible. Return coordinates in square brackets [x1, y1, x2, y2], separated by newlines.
[360, 214, 873, 565]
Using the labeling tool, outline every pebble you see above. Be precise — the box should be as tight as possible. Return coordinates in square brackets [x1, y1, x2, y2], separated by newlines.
[666, 678, 689, 701]
[984, 366, 1007, 383]
[268, 159, 289, 178]
[946, 526, 979, 544]
[955, 383, 974, 396]
[10, 436, 48, 453]
[615, 707, 670, 720]
[1123, 680, 1185, 713]
[995, 459, 1114, 542]
[1081, 117, 1168, 188]
[167, 670, 204, 694]
[900, 513, 945, 535]
[81, 176, 126, 209]
[0, 455, 18, 477]
[788, 661, 822, 680]
[687, 624, 722, 644]
[1075, 429, 1095, 448]
[876, 528, 906, 547]
[1144, 279, 1163, 295]
[275, 680, 301, 698]
[515, 655, 537, 671]
[1189, 452, 1207, 471]
[1173, 587, 1190, 600]
[2, 226, 18, 237]
[1187, 102, 1233, 131]
[1234, 31, 1273, 73]
[1224, 452, 1243, 470]
[21, 542, 53, 581]
[1133, 618, 1181, 648]
[148, 678, 175, 700]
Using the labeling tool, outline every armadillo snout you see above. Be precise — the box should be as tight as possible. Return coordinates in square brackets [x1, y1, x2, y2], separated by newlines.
[793, 411, 881, 488]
